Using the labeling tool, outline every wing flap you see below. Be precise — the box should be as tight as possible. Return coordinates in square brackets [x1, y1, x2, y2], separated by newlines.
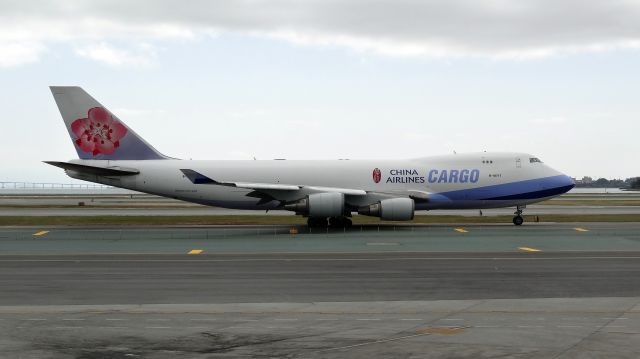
[234, 182, 300, 191]
[304, 186, 367, 196]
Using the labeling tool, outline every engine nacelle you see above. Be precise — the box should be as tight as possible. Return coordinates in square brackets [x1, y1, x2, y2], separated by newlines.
[284, 192, 345, 217]
[358, 198, 415, 221]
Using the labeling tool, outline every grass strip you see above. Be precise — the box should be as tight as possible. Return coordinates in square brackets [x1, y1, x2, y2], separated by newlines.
[537, 200, 640, 206]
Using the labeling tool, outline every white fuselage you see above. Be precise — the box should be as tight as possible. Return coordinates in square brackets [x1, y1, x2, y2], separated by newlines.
[64, 152, 574, 212]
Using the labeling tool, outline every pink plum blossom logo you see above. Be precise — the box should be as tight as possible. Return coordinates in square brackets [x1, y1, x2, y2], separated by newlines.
[372, 168, 382, 183]
[70, 107, 127, 156]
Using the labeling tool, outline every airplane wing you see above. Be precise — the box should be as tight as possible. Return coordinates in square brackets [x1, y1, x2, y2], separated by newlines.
[180, 169, 367, 196]
[180, 169, 446, 207]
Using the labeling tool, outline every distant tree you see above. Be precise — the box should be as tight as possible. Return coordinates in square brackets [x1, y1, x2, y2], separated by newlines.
[632, 178, 640, 189]
[610, 179, 625, 187]
[595, 178, 610, 186]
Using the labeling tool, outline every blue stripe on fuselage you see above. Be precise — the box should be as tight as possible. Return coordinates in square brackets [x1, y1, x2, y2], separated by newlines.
[435, 175, 574, 201]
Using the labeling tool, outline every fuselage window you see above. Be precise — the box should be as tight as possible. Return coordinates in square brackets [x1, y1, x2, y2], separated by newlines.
[529, 157, 542, 163]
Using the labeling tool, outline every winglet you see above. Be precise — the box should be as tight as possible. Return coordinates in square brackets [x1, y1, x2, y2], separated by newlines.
[180, 169, 218, 184]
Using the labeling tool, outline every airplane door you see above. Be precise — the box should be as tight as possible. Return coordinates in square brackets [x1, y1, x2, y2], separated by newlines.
[515, 157, 521, 168]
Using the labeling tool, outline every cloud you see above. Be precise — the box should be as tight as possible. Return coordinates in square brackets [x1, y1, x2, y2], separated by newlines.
[112, 108, 167, 118]
[75, 42, 158, 67]
[0, 41, 45, 67]
[530, 116, 570, 125]
[3, 0, 640, 66]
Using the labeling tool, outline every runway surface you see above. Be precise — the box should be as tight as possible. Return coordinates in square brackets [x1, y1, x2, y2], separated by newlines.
[3, 205, 640, 216]
[1, 222, 640, 254]
[2, 223, 640, 358]
[2, 298, 639, 358]
[2, 190, 640, 216]
[1, 251, 640, 305]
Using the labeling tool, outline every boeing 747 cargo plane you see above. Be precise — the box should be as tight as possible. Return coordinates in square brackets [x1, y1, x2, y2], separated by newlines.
[46, 87, 575, 227]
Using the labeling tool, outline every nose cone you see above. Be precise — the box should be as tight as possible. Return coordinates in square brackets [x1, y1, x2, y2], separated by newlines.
[559, 174, 575, 194]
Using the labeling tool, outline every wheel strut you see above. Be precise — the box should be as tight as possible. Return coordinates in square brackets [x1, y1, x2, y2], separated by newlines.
[513, 206, 524, 226]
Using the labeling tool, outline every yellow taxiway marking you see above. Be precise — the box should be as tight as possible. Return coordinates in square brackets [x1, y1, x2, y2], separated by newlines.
[188, 249, 203, 255]
[574, 228, 589, 232]
[32, 231, 49, 236]
[454, 228, 468, 233]
[519, 247, 541, 252]
[416, 327, 465, 335]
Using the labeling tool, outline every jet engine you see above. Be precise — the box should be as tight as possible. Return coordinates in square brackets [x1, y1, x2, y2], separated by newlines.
[284, 192, 345, 217]
[358, 198, 415, 221]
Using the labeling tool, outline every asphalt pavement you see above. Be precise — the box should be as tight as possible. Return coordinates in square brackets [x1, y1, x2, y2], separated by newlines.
[2, 223, 640, 358]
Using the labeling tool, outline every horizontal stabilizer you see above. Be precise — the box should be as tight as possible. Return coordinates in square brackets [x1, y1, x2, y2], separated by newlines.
[44, 161, 139, 176]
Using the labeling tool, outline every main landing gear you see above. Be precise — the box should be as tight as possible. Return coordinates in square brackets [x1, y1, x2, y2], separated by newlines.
[307, 217, 352, 228]
[513, 206, 524, 226]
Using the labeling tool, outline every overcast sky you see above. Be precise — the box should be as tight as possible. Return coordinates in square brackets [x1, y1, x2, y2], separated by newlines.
[1, 0, 639, 182]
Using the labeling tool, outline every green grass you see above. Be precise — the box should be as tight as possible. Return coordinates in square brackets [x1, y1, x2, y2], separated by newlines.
[1, 214, 639, 226]
[538, 200, 640, 206]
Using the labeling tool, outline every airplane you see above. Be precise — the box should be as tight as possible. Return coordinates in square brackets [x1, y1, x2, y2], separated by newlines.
[46, 86, 575, 227]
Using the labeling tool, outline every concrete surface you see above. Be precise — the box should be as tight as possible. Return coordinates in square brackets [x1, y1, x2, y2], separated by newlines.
[1, 223, 640, 358]
[1, 251, 640, 305]
[2, 191, 640, 216]
[3, 205, 640, 216]
[1, 222, 639, 254]
[1, 298, 639, 358]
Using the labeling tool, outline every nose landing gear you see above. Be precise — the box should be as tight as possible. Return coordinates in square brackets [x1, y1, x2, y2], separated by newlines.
[513, 206, 524, 226]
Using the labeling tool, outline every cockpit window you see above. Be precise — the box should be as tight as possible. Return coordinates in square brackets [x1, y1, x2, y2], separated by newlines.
[529, 157, 542, 163]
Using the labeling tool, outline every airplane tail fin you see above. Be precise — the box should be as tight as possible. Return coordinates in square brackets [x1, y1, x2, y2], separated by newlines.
[50, 86, 167, 160]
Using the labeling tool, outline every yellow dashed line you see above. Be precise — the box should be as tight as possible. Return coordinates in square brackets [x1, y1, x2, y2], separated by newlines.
[188, 249, 203, 255]
[454, 228, 468, 233]
[416, 327, 465, 335]
[32, 231, 49, 236]
[574, 228, 589, 232]
[518, 247, 541, 252]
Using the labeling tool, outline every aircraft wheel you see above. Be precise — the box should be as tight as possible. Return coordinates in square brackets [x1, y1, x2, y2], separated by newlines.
[329, 217, 353, 228]
[308, 217, 327, 228]
[513, 215, 524, 226]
